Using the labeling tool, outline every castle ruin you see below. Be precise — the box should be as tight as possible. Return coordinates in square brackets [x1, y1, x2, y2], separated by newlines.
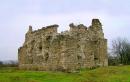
[18, 19, 108, 72]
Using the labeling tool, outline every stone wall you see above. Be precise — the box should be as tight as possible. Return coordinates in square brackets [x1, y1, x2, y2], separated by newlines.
[18, 19, 108, 72]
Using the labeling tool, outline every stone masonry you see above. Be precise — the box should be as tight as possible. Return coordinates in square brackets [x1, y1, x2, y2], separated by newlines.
[18, 19, 108, 72]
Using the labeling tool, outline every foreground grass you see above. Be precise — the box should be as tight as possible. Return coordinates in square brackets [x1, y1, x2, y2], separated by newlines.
[0, 66, 130, 82]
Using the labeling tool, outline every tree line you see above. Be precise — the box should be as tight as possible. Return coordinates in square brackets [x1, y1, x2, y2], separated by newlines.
[108, 38, 130, 65]
[0, 60, 18, 67]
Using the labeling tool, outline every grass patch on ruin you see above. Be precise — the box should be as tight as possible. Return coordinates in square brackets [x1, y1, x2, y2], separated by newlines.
[0, 66, 130, 82]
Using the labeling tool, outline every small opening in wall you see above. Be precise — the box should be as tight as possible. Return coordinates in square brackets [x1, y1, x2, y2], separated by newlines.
[45, 53, 49, 61]
[94, 41, 97, 44]
[94, 57, 98, 60]
[39, 46, 42, 50]
[77, 55, 82, 60]
[46, 36, 52, 41]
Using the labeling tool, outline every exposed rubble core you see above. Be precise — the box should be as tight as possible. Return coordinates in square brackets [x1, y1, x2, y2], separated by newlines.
[18, 19, 108, 72]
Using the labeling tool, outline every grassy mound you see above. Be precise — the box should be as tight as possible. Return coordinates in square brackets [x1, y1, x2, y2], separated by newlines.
[0, 66, 130, 82]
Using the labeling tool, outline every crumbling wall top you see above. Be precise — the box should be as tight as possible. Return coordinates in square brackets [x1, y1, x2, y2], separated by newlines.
[26, 19, 103, 40]
[92, 19, 102, 26]
[46, 24, 59, 28]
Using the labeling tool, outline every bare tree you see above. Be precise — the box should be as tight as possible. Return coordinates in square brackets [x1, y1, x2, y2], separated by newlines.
[111, 38, 130, 65]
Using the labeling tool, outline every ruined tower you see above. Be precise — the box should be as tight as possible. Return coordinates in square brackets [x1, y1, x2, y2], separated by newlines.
[18, 19, 108, 72]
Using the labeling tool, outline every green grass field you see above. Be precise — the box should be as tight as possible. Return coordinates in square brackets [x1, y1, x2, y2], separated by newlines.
[0, 66, 130, 82]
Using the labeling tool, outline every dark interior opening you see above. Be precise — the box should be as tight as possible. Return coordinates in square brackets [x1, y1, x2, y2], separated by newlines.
[94, 57, 98, 60]
[46, 36, 52, 41]
[39, 46, 42, 50]
[77, 55, 82, 60]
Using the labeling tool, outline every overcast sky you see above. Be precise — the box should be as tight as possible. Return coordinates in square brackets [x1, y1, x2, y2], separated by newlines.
[0, 0, 130, 61]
